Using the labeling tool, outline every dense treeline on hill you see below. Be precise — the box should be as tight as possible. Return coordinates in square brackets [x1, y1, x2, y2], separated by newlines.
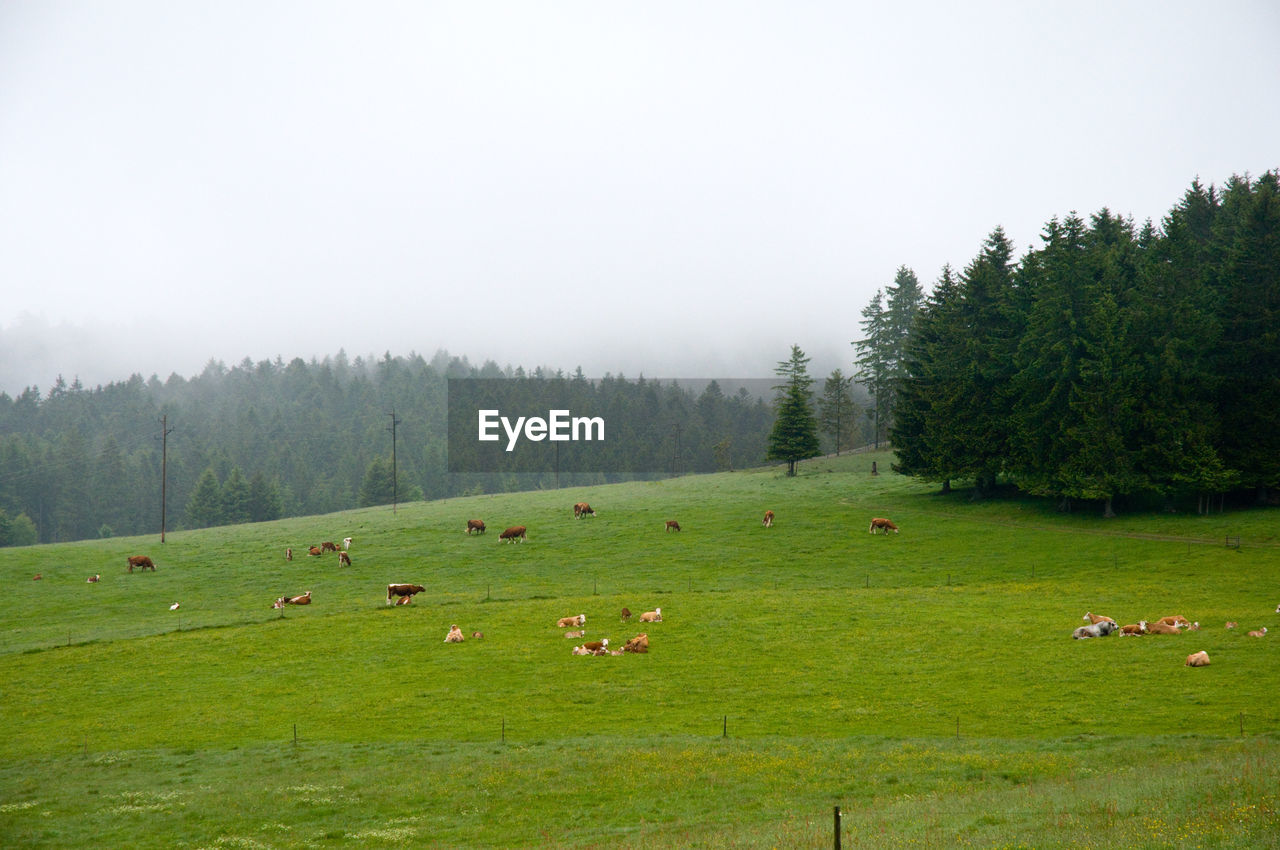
[0, 352, 785, 545]
[886, 171, 1280, 515]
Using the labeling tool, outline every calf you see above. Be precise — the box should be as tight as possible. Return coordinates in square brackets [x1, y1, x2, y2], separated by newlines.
[763, 510, 774, 527]
[665, 520, 681, 532]
[1226, 622, 1238, 629]
[571, 645, 593, 656]
[639, 607, 662, 623]
[86, 574, 100, 583]
[1072, 620, 1117, 639]
[387, 583, 425, 605]
[1185, 650, 1211, 667]
[285, 547, 293, 561]
[338, 551, 351, 567]
[343, 537, 353, 550]
[394, 595, 413, 606]
[1248, 627, 1268, 638]
[472, 631, 484, 640]
[869, 517, 899, 534]
[573, 502, 596, 518]
[564, 630, 585, 639]
[1119, 621, 1148, 636]
[621, 607, 632, 622]
[465, 519, 486, 535]
[1083, 612, 1117, 625]
[499, 525, 527, 543]
[557, 614, 586, 628]
[127, 555, 156, 572]
[444, 625, 465, 643]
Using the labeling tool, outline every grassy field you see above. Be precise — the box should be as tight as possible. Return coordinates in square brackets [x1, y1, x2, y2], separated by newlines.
[2, 451, 1278, 848]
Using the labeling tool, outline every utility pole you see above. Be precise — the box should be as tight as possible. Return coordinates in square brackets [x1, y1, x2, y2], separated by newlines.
[387, 410, 400, 513]
[160, 413, 173, 542]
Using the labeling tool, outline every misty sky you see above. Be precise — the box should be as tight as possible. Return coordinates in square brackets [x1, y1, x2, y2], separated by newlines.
[2, 1, 1278, 394]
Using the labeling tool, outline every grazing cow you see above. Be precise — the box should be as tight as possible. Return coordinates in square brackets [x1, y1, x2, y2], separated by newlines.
[343, 537, 353, 550]
[338, 551, 352, 567]
[1156, 615, 1190, 627]
[499, 525, 527, 543]
[557, 614, 586, 628]
[466, 519, 486, 535]
[127, 555, 156, 572]
[763, 510, 774, 528]
[621, 607, 632, 622]
[623, 633, 649, 653]
[32, 574, 41, 581]
[319, 541, 337, 553]
[1072, 620, 1117, 639]
[574, 502, 596, 518]
[307, 546, 322, 557]
[86, 574, 100, 583]
[444, 625, 465, 643]
[665, 520, 681, 532]
[1119, 621, 1148, 636]
[285, 547, 293, 561]
[1185, 651, 1211, 667]
[386, 583, 425, 605]
[571, 645, 592, 656]
[1226, 622, 1238, 629]
[869, 517, 899, 534]
[564, 630, 585, 639]
[1083, 612, 1117, 625]
[1146, 621, 1182, 635]
[1248, 627, 1268, 638]
[639, 607, 662, 623]
[394, 595, 413, 606]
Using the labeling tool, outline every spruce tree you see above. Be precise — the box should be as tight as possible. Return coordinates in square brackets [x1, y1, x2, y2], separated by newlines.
[766, 345, 821, 476]
[185, 467, 224, 529]
[817, 369, 856, 455]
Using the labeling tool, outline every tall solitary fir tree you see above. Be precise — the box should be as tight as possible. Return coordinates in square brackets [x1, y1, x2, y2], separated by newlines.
[766, 345, 821, 476]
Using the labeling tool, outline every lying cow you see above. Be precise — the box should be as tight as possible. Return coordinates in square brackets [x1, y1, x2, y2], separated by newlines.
[127, 555, 156, 572]
[87, 574, 100, 583]
[1145, 621, 1183, 635]
[1185, 651, 1211, 667]
[307, 546, 322, 557]
[394, 595, 413, 606]
[276, 591, 311, 606]
[1119, 621, 1148, 636]
[573, 502, 596, 518]
[1248, 627, 1268, 638]
[1083, 612, 1116, 625]
[499, 525, 527, 543]
[665, 520, 681, 532]
[639, 607, 662, 623]
[623, 633, 649, 653]
[869, 517, 899, 534]
[466, 519, 486, 535]
[557, 614, 586, 628]
[444, 625, 465, 643]
[582, 638, 609, 652]
[1156, 615, 1190, 627]
[387, 583, 425, 605]
[564, 630, 585, 639]
[763, 510, 774, 527]
[571, 645, 593, 656]
[1072, 620, 1117, 639]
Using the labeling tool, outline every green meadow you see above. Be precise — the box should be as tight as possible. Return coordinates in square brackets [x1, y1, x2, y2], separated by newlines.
[2, 451, 1278, 848]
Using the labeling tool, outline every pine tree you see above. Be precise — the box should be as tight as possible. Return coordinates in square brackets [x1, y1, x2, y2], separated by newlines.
[766, 345, 821, 476]
[247, 471, 283, 522]
[853, 290, 890, 447]
[185, 467, 224, 529]
[817, 369, 856, 455]
[221, 467, 251, 525]
[358, 457, 396, 506]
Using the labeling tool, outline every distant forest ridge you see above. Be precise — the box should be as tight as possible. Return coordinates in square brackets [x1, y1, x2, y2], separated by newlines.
[0, 351, 873, 545]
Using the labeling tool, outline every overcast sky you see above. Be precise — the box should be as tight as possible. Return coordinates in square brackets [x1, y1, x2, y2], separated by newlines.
[2, 1, 1278, 394]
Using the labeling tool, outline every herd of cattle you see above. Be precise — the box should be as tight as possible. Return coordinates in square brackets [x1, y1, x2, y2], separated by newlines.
[1072, 609, 1271, 668]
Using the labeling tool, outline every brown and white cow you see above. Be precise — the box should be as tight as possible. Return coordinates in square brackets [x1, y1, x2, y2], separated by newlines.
[444, 625, 465, 643]
[869, 517, 899, 534]
[285, 547, 293, 561]
[387, 583, 425, 605]
[499, 525, 527, 543]
[1156, 615, 1190, 628]
[571, 645, 593, 656]
[394, 595, 413, 606]
[281, 591, 311, 605]
[466, 519, 486, 535]
[127, 555, 156, 572]
[564, 629, 585, 639]
[1248, 627, 1268, 638]
[343, 537, 353, 550]
[582, 638, 608, 652]
[1185, 650, 1211, 667]
[621, 607, 632, 622]
[639, 607, 662, 623]
[1145, 621, 1182, 635]
[86, 574, 100, 583]
[1119, 621, 1147, 636]
[338, 551, 351, 567]
[307, 546, 322, 557]
[320, 541, 338, 553]
[623, 633, 649, 653]
[665, 520, 681, 532]
[1083, 612, 1117, 625]
[557, 614, 586, 628]
[763, 510, 774, 527]
[1226, 622, 1237, 629]
[573, 502, 596, 518]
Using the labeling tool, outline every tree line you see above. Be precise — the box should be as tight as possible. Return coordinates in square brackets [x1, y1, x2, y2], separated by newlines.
[857, 171, 1279, 515]
[0, 350, 854, 546]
